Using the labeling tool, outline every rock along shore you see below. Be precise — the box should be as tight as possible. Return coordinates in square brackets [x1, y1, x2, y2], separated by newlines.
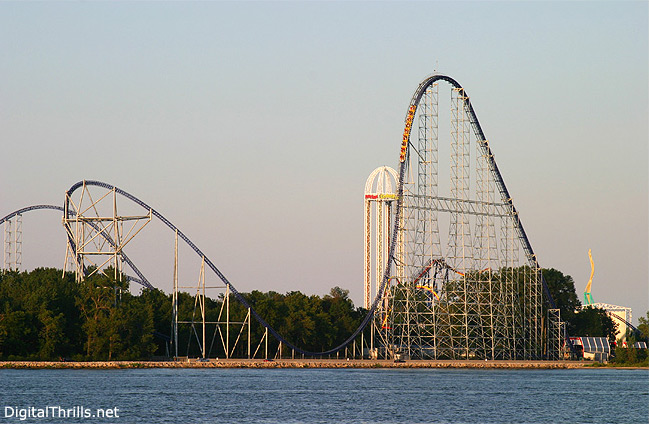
[1, 359, 593, 369]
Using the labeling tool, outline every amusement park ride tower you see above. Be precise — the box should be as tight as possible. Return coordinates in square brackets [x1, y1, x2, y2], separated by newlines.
[582, 249, 632, 344]
[363, 166, 399, 310]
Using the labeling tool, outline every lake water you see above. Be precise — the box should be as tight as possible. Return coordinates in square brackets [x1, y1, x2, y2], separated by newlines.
[1, 368, 647, 423]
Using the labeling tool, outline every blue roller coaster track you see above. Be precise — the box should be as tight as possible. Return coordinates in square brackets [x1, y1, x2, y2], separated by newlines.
[1, 205, 154, 290]
[3, 74, 604, 356]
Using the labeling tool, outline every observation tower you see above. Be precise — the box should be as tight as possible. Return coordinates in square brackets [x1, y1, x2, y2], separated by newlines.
[363, 166, 399, 310]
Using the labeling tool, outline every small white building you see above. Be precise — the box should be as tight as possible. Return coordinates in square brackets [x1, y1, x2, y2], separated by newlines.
[590, 303, 632, 345]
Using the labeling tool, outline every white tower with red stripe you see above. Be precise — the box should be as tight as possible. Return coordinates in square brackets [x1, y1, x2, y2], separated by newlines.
[364, 166, 399, 309]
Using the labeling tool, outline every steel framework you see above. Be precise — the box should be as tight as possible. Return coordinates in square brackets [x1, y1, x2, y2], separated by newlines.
[547, 309, 565, 360]
[3, 213, 21, 271]
[378, 75, 552, 360]
[63, 181, 153, 282]
[171, 230, 254, 360]
[3, 73, 563, 361]
[60, 181, 271, 360]
[589, 303, 632, 344]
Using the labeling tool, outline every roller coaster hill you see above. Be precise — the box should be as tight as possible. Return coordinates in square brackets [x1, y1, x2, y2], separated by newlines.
[2, 73, 606, 361]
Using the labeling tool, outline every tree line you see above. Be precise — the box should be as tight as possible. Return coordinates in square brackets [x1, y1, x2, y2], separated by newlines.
[0, 267, 646, 361]
[0, 268, 363, 360]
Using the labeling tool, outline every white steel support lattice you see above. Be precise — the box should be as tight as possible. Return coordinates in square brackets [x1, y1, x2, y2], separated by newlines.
[379, 76, 547, 360]
[3, 219, 12, 271]
[547, 309, 565, 360]
[590, 303, 633, 345]
[14, 214, 22, 271]
[63, 181, 152, 282]
[173, 245, 253, 360]
[3, 214, 21, 271]
[61, 181, 256, 361]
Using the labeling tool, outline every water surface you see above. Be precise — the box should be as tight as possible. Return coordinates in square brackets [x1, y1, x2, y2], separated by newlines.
[1, 368, 647, 423]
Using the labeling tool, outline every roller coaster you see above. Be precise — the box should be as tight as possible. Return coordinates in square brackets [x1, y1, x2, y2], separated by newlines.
[2, 73, 587, 360]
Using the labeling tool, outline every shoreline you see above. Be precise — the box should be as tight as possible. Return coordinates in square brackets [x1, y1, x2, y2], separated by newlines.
[3, 359, 644, 370]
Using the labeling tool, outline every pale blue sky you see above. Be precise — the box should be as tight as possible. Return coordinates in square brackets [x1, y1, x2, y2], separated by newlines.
[1, 1, 647, 323]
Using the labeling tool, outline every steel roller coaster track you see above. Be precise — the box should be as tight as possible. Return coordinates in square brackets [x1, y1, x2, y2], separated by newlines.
[64, 179, 372, 356]
[2, 194, 373, 356]
[4, 202, 638, 342]
[393, 74, 556, 310]
[1, 205, 154, 290]
[2, 74, 583, 357]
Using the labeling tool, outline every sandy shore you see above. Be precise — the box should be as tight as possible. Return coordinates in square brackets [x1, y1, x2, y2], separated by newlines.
[0, 359, 608, 369]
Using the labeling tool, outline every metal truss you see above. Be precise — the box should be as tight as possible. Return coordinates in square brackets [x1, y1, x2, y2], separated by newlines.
[171, 232, 254, 360]
[2, 214, 21, 271]
[60, 182, 254, 360]
[589, 303, 633, 344]
[547, 309, 565, 360]
[63, 180, 152, 282]
[4, 73, 560, 361]
[381, 77, 548, 360]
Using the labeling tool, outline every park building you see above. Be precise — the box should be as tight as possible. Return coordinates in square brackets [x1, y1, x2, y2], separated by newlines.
[589, 303, 632, 345]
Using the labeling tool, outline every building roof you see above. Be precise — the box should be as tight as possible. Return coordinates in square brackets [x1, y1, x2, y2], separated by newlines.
[571, 337, 611, 353]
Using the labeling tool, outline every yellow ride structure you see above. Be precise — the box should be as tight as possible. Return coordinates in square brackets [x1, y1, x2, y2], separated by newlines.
[583, 249, 594, 305]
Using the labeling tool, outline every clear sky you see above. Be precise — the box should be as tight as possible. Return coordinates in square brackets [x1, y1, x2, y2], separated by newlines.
[1, 1, 647, 324]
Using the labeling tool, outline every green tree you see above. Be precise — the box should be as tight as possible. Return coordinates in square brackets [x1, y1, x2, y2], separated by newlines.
[572, 306, 617, 341]
[541, 268, 581, 324]
[0, 308, 39, 359]
[2, 267, 368, 360]
[76, 269, 129, 360]
[323, 286, 359, 347]
[139, 288, 172, 356]
[106, 293, 156, 360]
[37, 308, 66, 359]
[0, 268, 82, 360]
[284, 292, 317, 350]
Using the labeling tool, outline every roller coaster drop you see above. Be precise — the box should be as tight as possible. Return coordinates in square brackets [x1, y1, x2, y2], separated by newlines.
[1, 74, 569, 360]
[376, 75, 558, 360]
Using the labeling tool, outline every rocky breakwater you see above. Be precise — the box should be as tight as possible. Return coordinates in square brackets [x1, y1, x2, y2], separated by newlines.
[1, 359, 587, 369]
